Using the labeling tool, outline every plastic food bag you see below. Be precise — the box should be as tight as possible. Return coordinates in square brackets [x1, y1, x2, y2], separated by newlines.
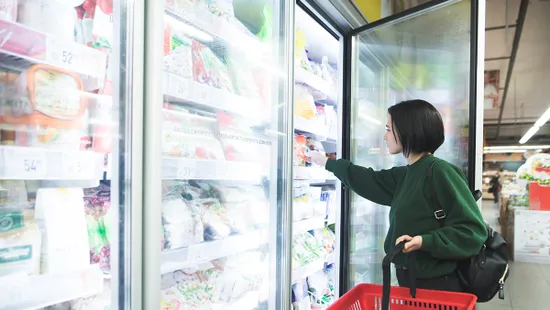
[294, 84, 316, 119]
[194, 198, 234, 241]
[164, 24, 194, 79]
[192, 40, 235, 93]
[294, 134, 310, 167]
[307, 270, 333, 307]
[162, 194, 204, 250]
[0, 209, 41, 276]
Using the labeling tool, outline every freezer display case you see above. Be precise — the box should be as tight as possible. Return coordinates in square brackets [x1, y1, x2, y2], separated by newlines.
[346, 0, 482, 289]
[0, 0, 131, 309]
[154, 0, 294, 309]
[290, 5, 341, 310]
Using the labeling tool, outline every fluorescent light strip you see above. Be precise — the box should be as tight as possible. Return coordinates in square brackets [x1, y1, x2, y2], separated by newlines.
[484, 150, 525, 154]
[520, 126, 540, 144]
[535, 107, 550, 127]
[484, 145, 550, 150]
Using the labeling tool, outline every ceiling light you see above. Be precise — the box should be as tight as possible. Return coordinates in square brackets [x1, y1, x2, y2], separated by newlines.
[535, 107, 550, 127]
[483, 149, 526, 154]
[484, 145, 550, 150]
[519, 126, 540, 144]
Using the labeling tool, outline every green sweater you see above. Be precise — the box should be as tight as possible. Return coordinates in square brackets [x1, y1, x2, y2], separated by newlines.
[326, 155, 487, 279]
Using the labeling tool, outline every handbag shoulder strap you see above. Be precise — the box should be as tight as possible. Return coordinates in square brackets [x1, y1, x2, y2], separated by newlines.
[427, 161, 446, 226]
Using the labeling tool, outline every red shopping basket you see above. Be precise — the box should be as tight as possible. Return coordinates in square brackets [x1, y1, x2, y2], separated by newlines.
[328, 283, 477, 310]
[329, 242, 477, 310]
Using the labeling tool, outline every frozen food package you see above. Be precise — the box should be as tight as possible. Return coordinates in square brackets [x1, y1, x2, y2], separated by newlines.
[1, 65, 87, 149]
[216, 110, 271, 165]
[0, 0, 17, 21]
[162, 194, 204, 250]
[202, 0, 235, 20]
[0, 181, 28, 208]
[17, 0, 75, 40]
[294, 134, 310, 167]
[292, 233, 316, 267]
[311, 228, 336, 255]
[307, 270, 333, 307]
[34, 188, 90, 274]
[163, 24, 194, 79]
[192, 40, 235, 93]
[294, 84, 317, 119]
[292, 279, 311, 310]
[216, 251, 264, 303]
[193, 198, 234, 241]
[162, 131, 226, 160]
[301, 231, 325, 259]
[84, 184, 112, 273]
[0, 209, 41, 276]
[223, 202, 256, 233]
[306, 136, 325, 153]
[226, 57, 262, 100]
[161, 270, 211, 309]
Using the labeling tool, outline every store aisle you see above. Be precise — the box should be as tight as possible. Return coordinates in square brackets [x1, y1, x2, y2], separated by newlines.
[478, 201, 550, 310]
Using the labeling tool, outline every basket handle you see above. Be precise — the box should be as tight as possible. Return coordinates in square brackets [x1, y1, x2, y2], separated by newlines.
[382, 241, 417, 310]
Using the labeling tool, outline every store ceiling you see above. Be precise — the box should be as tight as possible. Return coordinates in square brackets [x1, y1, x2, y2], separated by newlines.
[484, 0, 550, 146]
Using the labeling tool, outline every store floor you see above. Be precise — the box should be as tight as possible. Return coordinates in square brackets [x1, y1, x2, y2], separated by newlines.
[478, 201, 550, 310]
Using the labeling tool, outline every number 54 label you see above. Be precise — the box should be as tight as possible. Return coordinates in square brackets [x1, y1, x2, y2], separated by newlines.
[4, 148, 47, 179]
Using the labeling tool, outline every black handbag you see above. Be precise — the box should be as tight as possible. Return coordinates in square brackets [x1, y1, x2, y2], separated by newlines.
[427, 161, 510, 302]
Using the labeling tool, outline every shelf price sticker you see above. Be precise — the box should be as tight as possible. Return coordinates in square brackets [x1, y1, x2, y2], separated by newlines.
[177, 159, 196, 179]
[62, 152, 94, 178]
[0, 272, 29, 306]
[4, 149, 47, 179]
[186, 245, 205, 262]
[46, 36, 106, 78]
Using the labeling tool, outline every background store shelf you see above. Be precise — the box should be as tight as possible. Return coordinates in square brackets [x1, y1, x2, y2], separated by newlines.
[0, 265, 103, 310]
[161, 231, 268, 274]
[0, 146, 105, 180]
[0, 20, 106, 78]
[162, 157, 266, 181]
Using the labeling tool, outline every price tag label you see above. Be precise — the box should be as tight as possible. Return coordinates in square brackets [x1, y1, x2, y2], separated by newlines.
[46, 37, 106, 78]
[62, 152, 92, 178]
[0, 273, 29, 306]
[177, 160, 196, 179]
[172, 77, 190, 99]
[186, 245, 205, 262]
[5, 149, 47, 179]
[194, 83, 210, 103]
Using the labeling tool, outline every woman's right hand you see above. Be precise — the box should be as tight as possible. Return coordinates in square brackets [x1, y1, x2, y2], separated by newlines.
[310, 151, 328, 167]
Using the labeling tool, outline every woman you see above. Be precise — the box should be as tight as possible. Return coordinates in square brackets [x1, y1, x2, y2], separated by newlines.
[310, 99, 487, 292]
[489, 171, 501, 203]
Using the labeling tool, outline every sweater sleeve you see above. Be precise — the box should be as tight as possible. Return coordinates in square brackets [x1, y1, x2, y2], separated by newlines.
[325, 158, 405, 206]
[420, 162, 487, 259]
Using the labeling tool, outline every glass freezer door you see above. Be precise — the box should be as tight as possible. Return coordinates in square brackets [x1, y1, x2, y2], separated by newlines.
[347, 0, 480, 289]
[147, 0, 295, 309]
[0, 0, 138, 309]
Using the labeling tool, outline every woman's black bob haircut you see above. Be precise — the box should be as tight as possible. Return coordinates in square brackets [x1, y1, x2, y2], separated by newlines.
[388, 99, 445, 157]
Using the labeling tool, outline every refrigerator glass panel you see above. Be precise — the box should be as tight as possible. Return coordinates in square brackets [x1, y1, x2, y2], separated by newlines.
[349, 0, 472, 288]
[291, 6, 340, 309]
[159, 1, 292, 309]
[0, 1, 121, 309]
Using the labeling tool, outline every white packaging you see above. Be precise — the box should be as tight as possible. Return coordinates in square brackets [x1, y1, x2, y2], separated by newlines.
[34, 188, 90, 274]
[0, 0, 17, 22]
[17, 0, 75, 40]
[0, 209, 41, 276]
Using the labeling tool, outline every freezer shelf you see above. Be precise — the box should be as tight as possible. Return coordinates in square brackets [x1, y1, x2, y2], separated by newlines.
[162, 157, 266, 181]
[295, 67, 334, 99]
[294, 116, 329, 139]
[164, 72, 263, 119]
[294, 166, 335, 181]
[0, 20, 106, 78]
[293, 217, 327, 235]
[0, 146, 105, 180]
[160, 230, 269, 274]
[291, 252, 335, 284]
[0, 264, 104, 310]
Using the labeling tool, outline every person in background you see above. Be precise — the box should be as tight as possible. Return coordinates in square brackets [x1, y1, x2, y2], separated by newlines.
[489, 171, 501, 203]
[310, 99, 487, 292]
